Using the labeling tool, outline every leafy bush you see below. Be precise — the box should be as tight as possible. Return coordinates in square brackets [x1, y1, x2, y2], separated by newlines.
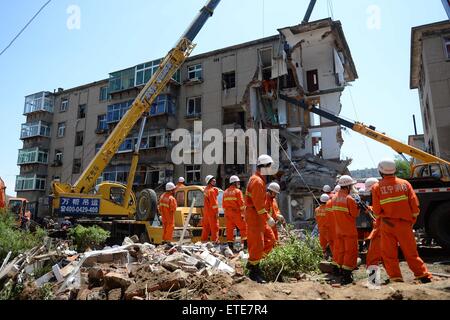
[0, 212, 47, 262]
[68, 225, 110, 251]
[260, 227, 323, 282]
[395, 156, 411, 179]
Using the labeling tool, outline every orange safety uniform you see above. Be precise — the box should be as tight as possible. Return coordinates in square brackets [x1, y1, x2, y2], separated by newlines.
[201, 185, 220, 242]
[175, 182, 185, 191]
[315, 203, 330, 253]
[326, 196, 337, 257]
[372, 176, 431, 281]
[266, 193, 281, 241]
[158, 192, 177, 242]
[223, 185, 247, 243]
[366, 212, 382, 267]
[245, 172, 270, 265]
[332, 190, 359, 271]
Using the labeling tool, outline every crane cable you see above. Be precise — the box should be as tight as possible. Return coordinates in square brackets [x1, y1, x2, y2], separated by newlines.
[272, 134, 322, 207]
[0, 0, 52, 57]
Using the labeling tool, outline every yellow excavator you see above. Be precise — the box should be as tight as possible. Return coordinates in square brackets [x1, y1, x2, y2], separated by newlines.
[280, 94, 450, 249]
[50, 0, 222, 243]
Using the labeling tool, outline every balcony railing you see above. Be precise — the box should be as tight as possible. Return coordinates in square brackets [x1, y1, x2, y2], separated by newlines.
[23, 92, 54, 115]
[20, 121, 51, 140]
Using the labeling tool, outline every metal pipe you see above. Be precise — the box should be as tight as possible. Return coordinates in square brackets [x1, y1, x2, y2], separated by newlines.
[302, 0, 317, 24]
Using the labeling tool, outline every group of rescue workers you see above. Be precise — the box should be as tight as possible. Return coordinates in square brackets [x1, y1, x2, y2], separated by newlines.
[158, 154, 433, 286]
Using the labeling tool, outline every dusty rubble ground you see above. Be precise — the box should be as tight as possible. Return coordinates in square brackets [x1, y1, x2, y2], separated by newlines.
[1, 232, 449, 301]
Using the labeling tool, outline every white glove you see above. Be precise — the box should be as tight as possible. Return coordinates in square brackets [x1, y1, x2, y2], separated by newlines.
[277, 214, 285, 223]
[267, 217, 276, 227]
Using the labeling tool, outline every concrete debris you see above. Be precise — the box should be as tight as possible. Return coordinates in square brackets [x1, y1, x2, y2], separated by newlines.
[281, 154, 351, 191]
[0, 236, 239, 300]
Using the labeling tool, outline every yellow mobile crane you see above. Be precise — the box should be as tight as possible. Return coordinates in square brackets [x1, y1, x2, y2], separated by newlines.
[280, 95, 450, 249]
[51, 0, 222, 242]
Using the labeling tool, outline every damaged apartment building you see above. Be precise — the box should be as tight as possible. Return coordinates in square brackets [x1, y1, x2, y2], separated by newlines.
[16, 18, 357, 220]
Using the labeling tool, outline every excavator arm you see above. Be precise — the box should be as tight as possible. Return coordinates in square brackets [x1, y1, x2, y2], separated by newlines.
[52, 0, 221, 196]
[279, 94, 450, 167]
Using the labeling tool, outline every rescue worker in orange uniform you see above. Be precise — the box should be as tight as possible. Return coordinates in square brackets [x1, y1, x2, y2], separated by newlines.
[372, 159, 432, 283]
[223, 175, 248, 252]
[315, 194, 331, 256]
[0, 177, 6, 209]
[158, 182, 177, 243]
[266, 182, 285, 242]
[245, 154, 275, 283]
[201, 175, 220, 243]
[332, 175, 360, 285]
[364, 178, 383, 276]
[176, 177, 185, 191]
[325, 186, 338, 261]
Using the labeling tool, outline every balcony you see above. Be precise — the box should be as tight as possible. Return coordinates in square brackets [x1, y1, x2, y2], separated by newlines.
[23, 92, 54, 115]
[15, 175, 46, 192]
[20, 121, 51, 140]
[108, 59, 181, 94]
[17, 148, 48, 165]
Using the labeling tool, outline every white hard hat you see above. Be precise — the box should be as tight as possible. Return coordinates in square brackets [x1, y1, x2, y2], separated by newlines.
[230, 175, 240, 184]
[257, 154, 274, 167]
[338, 175, 357, 187]
[205, 175, 215, 185]
[365, 177, 379, 192]
[334, 185, 341, 192]
[166, 182, 176, 191]
[322, 185, 332, 193]
[320, 194, 330, 203]
[268, 182, 280, 194]
[178, 177, 185, 183]
[378, 158, 396, 175]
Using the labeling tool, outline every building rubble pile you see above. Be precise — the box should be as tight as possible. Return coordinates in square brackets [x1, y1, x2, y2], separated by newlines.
[281, 154, 351, 192]
[0, 237, 248, 300]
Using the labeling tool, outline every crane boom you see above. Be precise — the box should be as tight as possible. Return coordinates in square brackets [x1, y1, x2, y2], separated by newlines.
[279, 94, 450, 167]
[52, 0, 221, 195]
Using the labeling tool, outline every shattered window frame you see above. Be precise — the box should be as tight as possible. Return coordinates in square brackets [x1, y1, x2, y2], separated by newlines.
[222, 71, 236, 90]
[185, 165, 201, 184]
[186, 96, 202, 117]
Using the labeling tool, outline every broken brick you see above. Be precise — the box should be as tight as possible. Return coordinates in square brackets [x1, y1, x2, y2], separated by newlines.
[103, 272, 133, 291]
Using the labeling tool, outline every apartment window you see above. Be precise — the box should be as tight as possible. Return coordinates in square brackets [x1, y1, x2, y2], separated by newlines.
[185, 165, 201, 184]
[307, 69, 319, 92]
[222, 71, 236, 90]
[150, 95, 176, 116]
[75, 131, 84, 146]
[259, 48, 273, 80]
[54, 150, 63, 165]
[78, 104, 86, 119]
[97, 114, 108, 132]
[118, 138, 134, 153]
[20, 121, 51, 139]
[188, 64, 202, 80]
[103, 165, 130, 184]
[57, 122, 66, 138]
[311, 132, 323, 158]
[23, 92, 53, 115]
[135, 60, 160, 86]
[17, 148, 48, 165]
[60, 99, 68, 112]
[15, 175, 46, 191]
[107, 100, 133, 123]
[99, 86, 109, 101]
[148, 130, 165, 148]
[73, 159, 82, 174]
[444, 37, 450, 60]
[186, 97, 202, 118]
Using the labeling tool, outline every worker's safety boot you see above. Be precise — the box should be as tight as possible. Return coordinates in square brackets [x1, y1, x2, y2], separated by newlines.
[332, 265, 342, 276]
[247, 263, 267, 284]
[340, 269, 354, 285]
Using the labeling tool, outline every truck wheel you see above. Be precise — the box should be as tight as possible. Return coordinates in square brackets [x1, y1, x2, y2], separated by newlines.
[428, 201, 450, 251]
[136, 189, 157, 221]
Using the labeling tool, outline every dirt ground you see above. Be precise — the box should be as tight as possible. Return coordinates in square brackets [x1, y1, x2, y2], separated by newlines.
[232, 247, 450, 300]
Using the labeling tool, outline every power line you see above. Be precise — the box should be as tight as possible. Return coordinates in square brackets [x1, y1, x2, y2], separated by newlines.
[0, 0, 52, 57]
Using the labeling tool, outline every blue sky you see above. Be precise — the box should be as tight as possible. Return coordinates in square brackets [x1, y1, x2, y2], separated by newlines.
[0, 0, 447, 195]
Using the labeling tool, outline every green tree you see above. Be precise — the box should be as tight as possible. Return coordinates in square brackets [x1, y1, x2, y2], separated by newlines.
[395, 156, 411, 179]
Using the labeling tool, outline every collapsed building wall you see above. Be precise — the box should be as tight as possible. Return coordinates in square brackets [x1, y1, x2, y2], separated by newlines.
[241, 18, 358, 222]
